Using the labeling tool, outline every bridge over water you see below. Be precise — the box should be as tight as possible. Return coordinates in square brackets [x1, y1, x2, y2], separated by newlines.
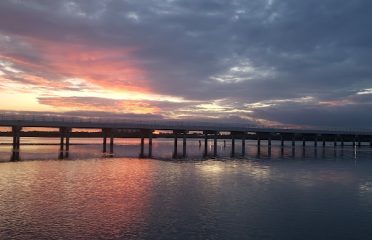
[1, 114, 371, 161]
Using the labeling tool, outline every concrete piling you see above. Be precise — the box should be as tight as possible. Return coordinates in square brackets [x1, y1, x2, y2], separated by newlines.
[11, 126, 21, 161]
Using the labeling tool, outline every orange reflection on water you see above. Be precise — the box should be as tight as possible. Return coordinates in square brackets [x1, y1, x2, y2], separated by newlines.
[0, 159, 155, 238]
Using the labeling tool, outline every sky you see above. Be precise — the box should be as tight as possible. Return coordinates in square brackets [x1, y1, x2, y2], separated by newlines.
[0, 0, 372, 129]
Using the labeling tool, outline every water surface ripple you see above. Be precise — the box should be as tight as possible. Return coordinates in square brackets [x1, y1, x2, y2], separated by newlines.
[1, 139, 372, 239]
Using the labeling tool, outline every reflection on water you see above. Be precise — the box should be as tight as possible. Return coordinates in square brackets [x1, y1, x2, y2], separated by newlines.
[1, 137, 372, 162]
[1, 139, 372, 239]
[0, 159, 154, 239]
[359, 181, 372, 209]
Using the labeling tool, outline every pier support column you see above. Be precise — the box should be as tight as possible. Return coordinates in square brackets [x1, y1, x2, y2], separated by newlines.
[17, 134, 20, 156]
[231, 134, 235, 157]
[203, 133, 208, 157]
[103, 137, 107, 154]
[11, 126, 22, 161]
[291, 135, 296, 157]
[370, 139, 372, 148]
[58, 127, 69, 160]
[64, 128, 71, 158]
[173, 133, 178, 158]
[267, 134, 272, 156]
[102, 128, 109, 156]
[213, 133, 218, 157]
[140, 136, 145, 158]
[280, 135, 284, 156]
[183, 133, 187, 158]
[302, 137, 306, 148]
[281, 135, 284, 148]
[58, 134, 64, 159]
[109, 135, 114, 157]
[302, 143, 306, 157]
[334, 137, 337, 147]
[323, 139, 326, 148]
[148, 133, 153, 158]
[314, 136, 318, 147]
[173, 130, 188, 158]
[242, 135, 246, 156]
[65, 135, 70, 158]
[256, 134, 261, 157]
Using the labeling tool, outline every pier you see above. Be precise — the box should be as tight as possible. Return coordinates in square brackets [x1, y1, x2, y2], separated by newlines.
[1, 114, 372, 161]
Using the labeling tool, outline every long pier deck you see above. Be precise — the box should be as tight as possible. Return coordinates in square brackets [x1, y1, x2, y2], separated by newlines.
[1, 114, 371, 161]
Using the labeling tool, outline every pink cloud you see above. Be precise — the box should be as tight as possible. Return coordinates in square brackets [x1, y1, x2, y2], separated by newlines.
[1, 35, 150, 93]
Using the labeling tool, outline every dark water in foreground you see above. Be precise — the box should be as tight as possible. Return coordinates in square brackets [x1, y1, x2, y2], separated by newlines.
[1, 138, 372, 239]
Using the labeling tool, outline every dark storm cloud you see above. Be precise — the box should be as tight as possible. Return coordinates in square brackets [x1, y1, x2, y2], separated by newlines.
[254, 102, 372, 130]
[1, 0, 372, 127]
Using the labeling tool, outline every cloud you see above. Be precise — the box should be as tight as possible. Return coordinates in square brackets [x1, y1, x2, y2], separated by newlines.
[254, 102, 372, 130]
[37, 96, 203, 115]
[0, 109, 165, 121]
[36, 96, 277, 126]
[38, 96, 160, 114]
[0, 34, 148, 93]
[1, 0, 372, 128]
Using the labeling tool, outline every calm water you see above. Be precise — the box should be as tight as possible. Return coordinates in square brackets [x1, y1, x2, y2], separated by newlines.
[1, 138, 372, 239]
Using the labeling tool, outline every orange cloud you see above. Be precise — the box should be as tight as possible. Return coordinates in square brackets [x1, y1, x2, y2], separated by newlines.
[1, 34, 150, 93]
[38, 96, 159, 114]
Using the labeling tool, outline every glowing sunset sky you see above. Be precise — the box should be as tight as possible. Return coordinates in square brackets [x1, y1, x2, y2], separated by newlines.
[1, 0, 372, 128]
